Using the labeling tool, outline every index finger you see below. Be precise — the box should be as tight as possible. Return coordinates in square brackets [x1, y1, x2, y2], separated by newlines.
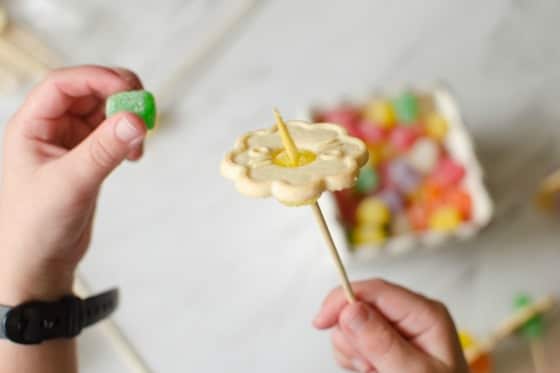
[18, 65, 139, 121]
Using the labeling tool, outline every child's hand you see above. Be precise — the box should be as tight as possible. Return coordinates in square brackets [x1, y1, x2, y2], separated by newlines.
[0, 66, 147, 303]
[314, 279, 469, 373]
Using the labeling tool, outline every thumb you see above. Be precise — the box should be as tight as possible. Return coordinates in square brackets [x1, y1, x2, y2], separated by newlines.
[59, 112, 146, 193]
[339, 302, 429, 372]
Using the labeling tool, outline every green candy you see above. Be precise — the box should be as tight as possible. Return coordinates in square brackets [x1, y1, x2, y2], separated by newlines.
[393, 92, 418, 124]
[355, 167, 379, 194]
[106, 90, 157, 130]
[514, 294, 544, 339]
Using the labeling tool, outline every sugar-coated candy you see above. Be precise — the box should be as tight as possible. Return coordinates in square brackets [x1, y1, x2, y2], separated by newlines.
[429, 207, 461, 231]
[367, 146, 383, 166]
[106, 90, 157, 129]
[352, 224, 387, 246]
[356, 197, 391, 225]
[470, 355, 492, 373]
[425, 113, 448, 140]
[458, 330, 476, 350]
[355, 167, 379, 194]
[407, 138, 439, 174]
[363, 100, 396, 128]
[378, 188, 405, 213]
[514, 294, 544, 338]
[387, 159, 421, 194]
[407, 203, 429, 231]
[323, 106, 361, 129]
[334, 190, 358, 226]
[444, 187, 472, 219]
[358, 120, 388, 144]
[390, 126, 420, 152]
[393, 92, 419, 123]
[432, 158, 466, 187]
[418, 180, 445, 205]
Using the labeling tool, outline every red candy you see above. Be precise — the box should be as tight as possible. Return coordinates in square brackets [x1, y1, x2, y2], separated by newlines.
[390, 126, 420, 151]
[358, 120, 388, 144]
[322, 106, 361, 130]
[431, 158, 465, 187]
[334, 189, 358, 227]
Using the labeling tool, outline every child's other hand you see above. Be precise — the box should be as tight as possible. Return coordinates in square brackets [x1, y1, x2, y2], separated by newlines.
[0, 66, 147, 302]
[314, 279, 469, 373]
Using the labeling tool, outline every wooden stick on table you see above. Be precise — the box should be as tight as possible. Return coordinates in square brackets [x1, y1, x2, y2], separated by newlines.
[75, 275, 153, 373]
[465, 296, 554, 364]
[530, 338, 547, 373]
[155, 0, 258, 111]
[0, 7, 49, 78]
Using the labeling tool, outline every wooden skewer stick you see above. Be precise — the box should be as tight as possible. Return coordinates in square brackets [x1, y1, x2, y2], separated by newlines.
[273, 109, 355, 303]
[75, 275, 153, 373]
[155, 0, 258, 111]
[0, 7, 49, 78]
[311, 202, 356, 303]
[5, 24, 62, 68]
[530, 338, 547, 373]
[465, 296, 554, 364]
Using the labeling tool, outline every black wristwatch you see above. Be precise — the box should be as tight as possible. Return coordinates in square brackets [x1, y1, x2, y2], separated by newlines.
[0, 288, 118, 345]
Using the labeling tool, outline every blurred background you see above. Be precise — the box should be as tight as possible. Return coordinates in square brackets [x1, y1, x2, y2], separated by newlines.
[1, 0, 560, 372]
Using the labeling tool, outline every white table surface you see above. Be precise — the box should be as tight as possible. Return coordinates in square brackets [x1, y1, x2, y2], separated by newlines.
[2, 1, 560, 372]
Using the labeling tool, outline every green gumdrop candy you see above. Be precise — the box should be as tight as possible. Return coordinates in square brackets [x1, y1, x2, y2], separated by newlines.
[393, 91, 418, 124]
[106, 90, 157, 130]
[355, 167, 379, 194]
[514, 294, 544, 339]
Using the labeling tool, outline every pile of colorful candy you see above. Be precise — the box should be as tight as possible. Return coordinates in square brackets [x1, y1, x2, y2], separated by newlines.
[312, 91, 474, 249]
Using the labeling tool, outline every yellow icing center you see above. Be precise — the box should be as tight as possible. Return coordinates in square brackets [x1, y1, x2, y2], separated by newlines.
[272, 149, 317, 168]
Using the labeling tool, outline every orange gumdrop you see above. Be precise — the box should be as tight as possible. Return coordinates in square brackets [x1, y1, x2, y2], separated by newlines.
[423, 180, 446, 207]
[445, 187, 472, 220]
[407, 203, 429, 231]
[409, 180, 445, 213]
[470, 354, 492, 373]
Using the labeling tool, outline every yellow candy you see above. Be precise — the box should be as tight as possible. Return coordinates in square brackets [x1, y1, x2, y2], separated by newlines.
[425, 113, 448, 140]
[356, 197, 391, 225]
[458, 331, 477, 350]
[429, 207, 461, 232]
[363, 101, 396, 128]
[352, 224, 387, 246]
[367, 146, 383, 166]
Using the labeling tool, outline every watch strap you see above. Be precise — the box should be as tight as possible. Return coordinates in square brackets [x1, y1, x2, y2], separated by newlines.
[1, 288, 118, 345]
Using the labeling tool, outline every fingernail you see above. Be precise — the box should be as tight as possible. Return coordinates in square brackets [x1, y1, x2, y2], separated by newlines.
[115, 117, 143, 144]
[351, 358, 370, 373]
[343, 303, 371, 333]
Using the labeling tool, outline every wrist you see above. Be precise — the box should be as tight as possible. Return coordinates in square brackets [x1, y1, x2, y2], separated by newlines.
[0, 256, 75, 305]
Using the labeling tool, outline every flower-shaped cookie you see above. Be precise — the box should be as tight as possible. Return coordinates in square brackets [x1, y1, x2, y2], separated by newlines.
[221, 120, 368, 206]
